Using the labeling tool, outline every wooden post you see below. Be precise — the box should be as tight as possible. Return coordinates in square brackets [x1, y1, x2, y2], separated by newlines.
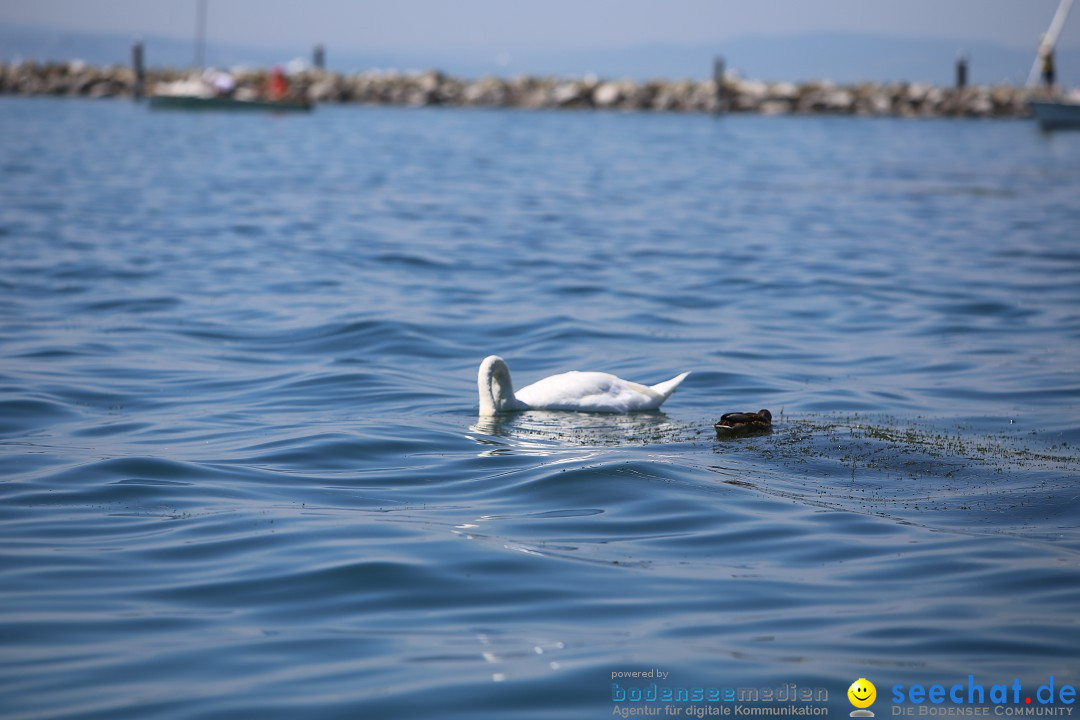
[132, 39, 145, 99]
[713, 55, 726, 113]
[956, 52, 968, 89]
[313, 44, 326, 71]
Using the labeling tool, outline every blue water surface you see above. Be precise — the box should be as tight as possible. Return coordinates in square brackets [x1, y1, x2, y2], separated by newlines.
[1, 97, 1079, 719]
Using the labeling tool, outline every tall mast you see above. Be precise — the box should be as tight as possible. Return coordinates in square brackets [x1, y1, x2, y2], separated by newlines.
[1028, 0, 1073, 87]
[195, 0, 207, 70]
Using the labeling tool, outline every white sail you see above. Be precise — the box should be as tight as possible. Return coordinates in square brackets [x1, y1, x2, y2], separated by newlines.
[1028, 0, 1074, 87]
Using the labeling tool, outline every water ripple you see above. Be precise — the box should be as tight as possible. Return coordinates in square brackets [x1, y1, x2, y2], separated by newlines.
[1, 99, 1079, 720]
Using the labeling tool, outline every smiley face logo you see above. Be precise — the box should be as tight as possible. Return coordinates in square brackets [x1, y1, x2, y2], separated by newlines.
[848, 678, 877, 715]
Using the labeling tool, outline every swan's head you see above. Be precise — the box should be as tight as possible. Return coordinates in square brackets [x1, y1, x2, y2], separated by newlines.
[478, 355, 518, 416]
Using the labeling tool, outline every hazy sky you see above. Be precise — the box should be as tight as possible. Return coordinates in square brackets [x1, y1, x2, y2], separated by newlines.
[2, 0, 1078, 53]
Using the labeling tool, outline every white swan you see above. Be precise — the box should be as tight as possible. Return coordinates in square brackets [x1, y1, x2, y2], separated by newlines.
[477, 355, 690, 416]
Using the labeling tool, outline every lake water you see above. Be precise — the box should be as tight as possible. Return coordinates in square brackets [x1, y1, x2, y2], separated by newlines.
[1, 97, 1079, 720]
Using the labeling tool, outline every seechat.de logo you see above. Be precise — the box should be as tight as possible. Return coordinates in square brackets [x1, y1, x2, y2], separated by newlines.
[849, 678, 877, 717]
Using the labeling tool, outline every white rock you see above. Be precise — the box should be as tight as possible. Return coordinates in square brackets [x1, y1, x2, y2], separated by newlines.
[592, 82, 621, 107]
[770, 82, 798, 100]
[760, 100, 790, 115]
[553, 82, 582, 105]
[738, 79, 769, 100]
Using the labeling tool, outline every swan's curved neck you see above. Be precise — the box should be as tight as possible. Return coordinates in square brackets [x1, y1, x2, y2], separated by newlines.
[478, 356, 518, 416]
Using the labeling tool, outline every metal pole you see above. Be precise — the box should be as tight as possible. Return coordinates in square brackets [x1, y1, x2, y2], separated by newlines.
[132, 39, 145, 99]
[713, 55, 725, 113]
[195, 0, 207, 69]
[956, 53, 968, 89]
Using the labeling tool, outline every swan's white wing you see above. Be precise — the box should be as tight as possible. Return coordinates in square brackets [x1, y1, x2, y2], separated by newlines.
[514, 371, 666, 413]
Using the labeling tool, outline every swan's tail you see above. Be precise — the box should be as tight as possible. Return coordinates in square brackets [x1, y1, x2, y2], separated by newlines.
[650, 371, 690, 401]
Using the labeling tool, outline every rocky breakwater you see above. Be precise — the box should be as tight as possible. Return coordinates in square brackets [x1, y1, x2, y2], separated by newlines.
[0, 61, 138, 98]
[0, 61, 1034, 118]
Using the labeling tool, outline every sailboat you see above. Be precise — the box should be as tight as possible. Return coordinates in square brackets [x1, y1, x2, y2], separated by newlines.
[1028, 0, 1080, 130]
[148, 0, 312, 113]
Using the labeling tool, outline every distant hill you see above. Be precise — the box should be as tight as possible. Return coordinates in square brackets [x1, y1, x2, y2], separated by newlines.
[503, 34, 1076, 86]
[0, 24, 318, 71]
[556, 34, 1078, 86]
[1, 23, 1075, 86]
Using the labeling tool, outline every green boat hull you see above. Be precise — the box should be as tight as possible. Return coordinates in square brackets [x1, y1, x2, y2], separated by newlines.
[148, 95, 313, 112]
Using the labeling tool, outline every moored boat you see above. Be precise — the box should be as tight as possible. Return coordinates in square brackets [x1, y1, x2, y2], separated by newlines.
[1029, 98, 1080, 130]
[1026, 0, 1078, 130]
[148, 73, 313, 113]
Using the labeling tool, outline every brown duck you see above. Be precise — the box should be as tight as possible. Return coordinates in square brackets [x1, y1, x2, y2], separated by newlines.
[714, 409, 772, 438]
